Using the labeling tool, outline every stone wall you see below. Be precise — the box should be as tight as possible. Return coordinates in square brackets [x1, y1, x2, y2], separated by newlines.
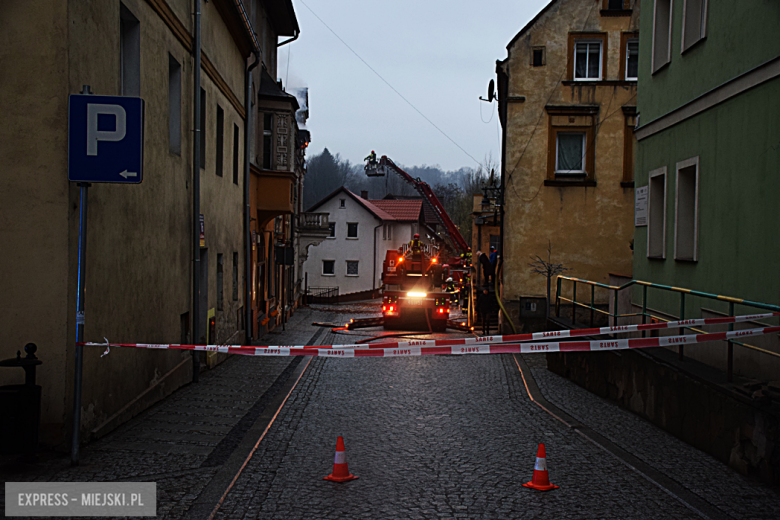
[547, 347, 780, 484]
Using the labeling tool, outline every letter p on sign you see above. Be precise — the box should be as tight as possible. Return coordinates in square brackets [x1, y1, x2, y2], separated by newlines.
[87, 104, 127, 155]
[68, 94, 144, 183]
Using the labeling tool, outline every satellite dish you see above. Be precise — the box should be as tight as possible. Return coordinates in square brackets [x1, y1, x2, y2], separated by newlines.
[488, 79, 495, 102]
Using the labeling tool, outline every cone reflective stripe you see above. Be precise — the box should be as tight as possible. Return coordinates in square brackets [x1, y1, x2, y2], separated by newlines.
[522, 443, 559, 491]
[324, 436, 358, 483]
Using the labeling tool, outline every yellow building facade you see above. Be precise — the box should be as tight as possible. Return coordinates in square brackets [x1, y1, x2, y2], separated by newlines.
[496, 0, 640, 324]
[1, 0, 261, 447]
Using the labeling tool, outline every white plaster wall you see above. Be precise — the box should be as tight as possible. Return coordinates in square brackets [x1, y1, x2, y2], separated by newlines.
[303, 196, 382, 294]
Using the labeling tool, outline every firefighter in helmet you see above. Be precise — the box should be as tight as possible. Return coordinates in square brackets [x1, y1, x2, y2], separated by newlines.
[364, 150, 377, 166]
[409, 233, 422, 253]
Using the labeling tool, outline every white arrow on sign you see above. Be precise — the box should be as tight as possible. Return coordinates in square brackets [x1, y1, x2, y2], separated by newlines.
[119, 170, 138, 179]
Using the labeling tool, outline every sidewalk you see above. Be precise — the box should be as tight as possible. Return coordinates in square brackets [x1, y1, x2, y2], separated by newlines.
[0, 306, 337, 517]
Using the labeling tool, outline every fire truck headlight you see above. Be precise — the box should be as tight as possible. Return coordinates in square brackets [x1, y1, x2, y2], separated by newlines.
[407, 291, 427, 297]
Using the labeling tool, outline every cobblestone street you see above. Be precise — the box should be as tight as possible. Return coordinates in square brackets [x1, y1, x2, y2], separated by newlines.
[3, 302, 780, 519]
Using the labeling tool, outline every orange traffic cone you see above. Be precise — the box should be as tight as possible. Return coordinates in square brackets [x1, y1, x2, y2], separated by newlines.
[522, 443, 559, 491]
[323, 436, 358, 482]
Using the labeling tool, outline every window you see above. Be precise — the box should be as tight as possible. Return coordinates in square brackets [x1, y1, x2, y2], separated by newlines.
[328, 222, 336, 238]
[674, 158, 699, 261]
[682, 0, 707, 52]
[217, 253, 224, 311]
[568, 33, 607, 81]
[232, 252, 238, 300]
[232, 124, 239, 185]
[168, 55, 181, 155]
[347, 223, 358, 238]
[624, 39, 639, 80]
[199, 88, 206, 169]
[647, 167, 667, 258]
[322, 260, 335, 276]
[387, 225, 392, 240]
[556, 133, 586, 174]
[120, 4, 140, 97]
[339, 199, 346, 208]
[531, 46, 545, 67]
[263, 113, 272, 169]
[574, 41, 602, 80]
[622, 107, 637, 184]
[546, 106, 597, 182]
[216, 105, 224, 177]
[606, 0, 626, 9]
[652, 0, 673, 73]
[346, 261, 359, 276]
[489, 235, 500, 251]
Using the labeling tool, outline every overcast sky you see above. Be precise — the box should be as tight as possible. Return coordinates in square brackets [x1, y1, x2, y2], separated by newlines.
[278, 0, 546, 172]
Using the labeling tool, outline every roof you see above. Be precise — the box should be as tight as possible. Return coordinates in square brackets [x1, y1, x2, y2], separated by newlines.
[381, 194, 437, 224]
[258, 67, 299, 110]
[265, 0, 300, 37]
[368, 199, 423, 222]
[307, 187, 395, 221]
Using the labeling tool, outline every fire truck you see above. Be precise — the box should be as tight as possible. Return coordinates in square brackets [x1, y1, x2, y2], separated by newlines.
[381, 241, 450, 331]
[367, 155, 472, 331]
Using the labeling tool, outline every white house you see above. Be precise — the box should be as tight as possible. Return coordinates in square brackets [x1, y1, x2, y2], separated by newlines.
[303, 187, 431, 297]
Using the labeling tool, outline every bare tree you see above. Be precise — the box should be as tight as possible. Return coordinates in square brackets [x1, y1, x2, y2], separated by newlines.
[528, 241, 569, 317]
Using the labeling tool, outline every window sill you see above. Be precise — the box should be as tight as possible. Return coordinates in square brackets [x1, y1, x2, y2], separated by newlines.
[674, 257, 698, 263]
[647, 255, 666, 261]
[345, 274, 359, 277]
[600, 9, 632, 17]
[322, 273, 335, 277]
[651, 61, 670, 76]
[545, 179, 596, 187]
[620, 181, 635, 188]
[346, 237, 359, 240]
[562, 80, 637, 87]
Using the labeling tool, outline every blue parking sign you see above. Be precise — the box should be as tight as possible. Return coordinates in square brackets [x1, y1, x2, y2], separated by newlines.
[68, 95, 144, 183]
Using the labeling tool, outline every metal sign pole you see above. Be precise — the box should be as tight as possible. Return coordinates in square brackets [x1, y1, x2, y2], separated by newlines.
[71, 181, 89, 465]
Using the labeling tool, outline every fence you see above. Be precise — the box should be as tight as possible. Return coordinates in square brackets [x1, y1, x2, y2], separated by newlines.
[554, 275, 780, 382]
[307, 286, 339, 304]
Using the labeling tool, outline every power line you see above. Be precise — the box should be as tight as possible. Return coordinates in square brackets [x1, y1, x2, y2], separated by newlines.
[298, 0, 481, 166]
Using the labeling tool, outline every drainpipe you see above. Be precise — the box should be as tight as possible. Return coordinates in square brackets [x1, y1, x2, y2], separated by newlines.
[192, 0, 202, 382]
[244, 53, 260, 345]
[372, 222, 383, 291]
[496, 60, 509, 333]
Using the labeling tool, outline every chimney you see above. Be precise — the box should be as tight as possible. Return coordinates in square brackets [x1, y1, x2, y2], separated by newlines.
[360, 190, 368, 199]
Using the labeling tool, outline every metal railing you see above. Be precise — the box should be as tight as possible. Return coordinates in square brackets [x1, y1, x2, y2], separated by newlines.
[555, 275, 780, 382]
[307, 286, 339, 304]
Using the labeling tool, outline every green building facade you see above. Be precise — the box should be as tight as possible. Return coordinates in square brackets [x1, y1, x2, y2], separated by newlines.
[633, 1, 780, 318]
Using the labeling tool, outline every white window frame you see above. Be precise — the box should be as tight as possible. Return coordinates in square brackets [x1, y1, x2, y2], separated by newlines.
[625, 38, 639, 81]
[573, 40, 603, 81]
[647, 167, 667, 259]
[681, 0, 708, 53]
[652, 0, 674, 73]
[322, 259, 335, 276]
[327, 222, 336, 239]
[339, 199, 346, 208]
[345, 260, 359, 277]
[346, 222, 359, 239]
[674, 157, 699, 261]
[555, 132, 587, 175]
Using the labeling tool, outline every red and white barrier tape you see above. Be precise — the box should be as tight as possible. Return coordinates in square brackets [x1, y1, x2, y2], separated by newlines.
[79, 312, 779, 354]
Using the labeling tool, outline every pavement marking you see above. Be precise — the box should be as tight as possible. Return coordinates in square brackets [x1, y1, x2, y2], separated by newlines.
[511, 353, 732, 520]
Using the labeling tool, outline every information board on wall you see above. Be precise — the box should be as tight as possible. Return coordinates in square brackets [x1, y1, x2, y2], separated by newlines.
[635, 186, 648, 227]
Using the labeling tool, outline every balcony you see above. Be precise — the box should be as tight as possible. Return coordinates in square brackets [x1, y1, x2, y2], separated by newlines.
[252, 164, 295, 226]
[297, 212, 330, 236]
